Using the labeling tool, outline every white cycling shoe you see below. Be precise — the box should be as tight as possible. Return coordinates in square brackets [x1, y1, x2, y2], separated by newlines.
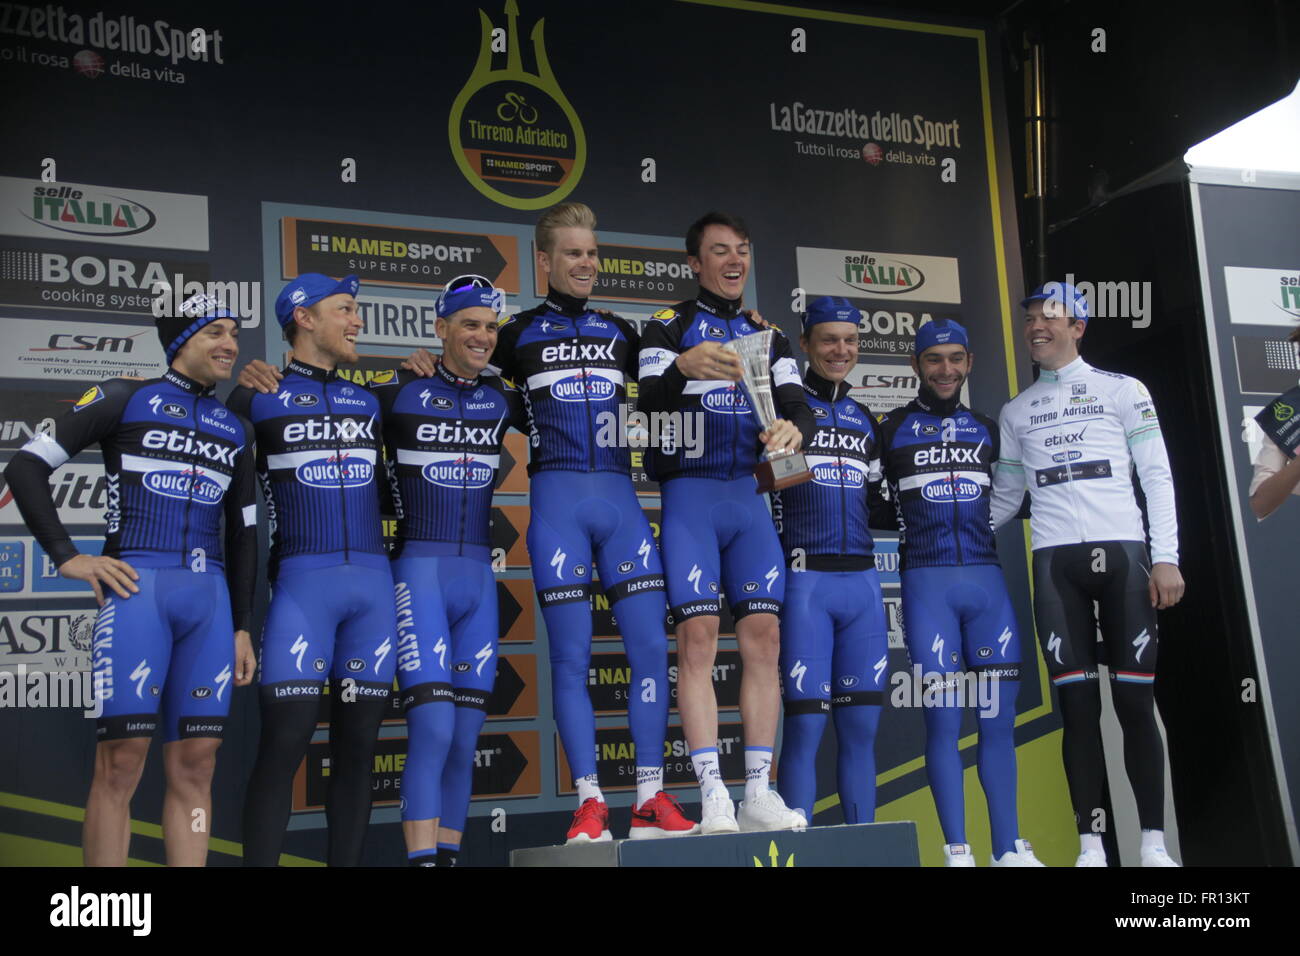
[737, 789, 808, 832]
[943, 842, 977, 867]
[991, 839, 1047, 867]
[699, 790, 740, 835]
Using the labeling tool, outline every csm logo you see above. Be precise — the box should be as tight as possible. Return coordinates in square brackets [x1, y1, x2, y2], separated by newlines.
[37, 331, 146, 353]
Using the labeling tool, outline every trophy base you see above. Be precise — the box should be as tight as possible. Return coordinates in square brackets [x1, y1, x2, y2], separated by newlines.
[755, 452, 812, 493]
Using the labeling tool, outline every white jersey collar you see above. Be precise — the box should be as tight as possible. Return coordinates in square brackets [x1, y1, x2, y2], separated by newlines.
[1039, 355, 1089, 383]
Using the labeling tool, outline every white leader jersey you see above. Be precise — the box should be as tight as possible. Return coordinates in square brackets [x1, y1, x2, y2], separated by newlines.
[990, 356, 1179, 565]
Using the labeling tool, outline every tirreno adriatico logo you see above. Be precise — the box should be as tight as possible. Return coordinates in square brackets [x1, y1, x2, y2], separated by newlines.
[448, 2, 586, 210]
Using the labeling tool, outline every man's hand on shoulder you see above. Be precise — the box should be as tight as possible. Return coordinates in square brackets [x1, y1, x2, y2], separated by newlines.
[402, 348, 438, 377]
[237, 360, 282, 394]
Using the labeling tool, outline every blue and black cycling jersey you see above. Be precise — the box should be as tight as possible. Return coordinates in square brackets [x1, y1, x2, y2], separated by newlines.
[371, 362, 526, 561]
[227, 358, 386, 578]
[876, 388, 1001, 569]
[772, 369, 887, 570]
[488, 287, 640, 476]
[4, 368, 258, 628]
[637, 287, 814, 482]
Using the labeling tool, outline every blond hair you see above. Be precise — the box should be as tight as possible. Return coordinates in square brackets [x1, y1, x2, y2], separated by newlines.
[535, 202, 597, 254]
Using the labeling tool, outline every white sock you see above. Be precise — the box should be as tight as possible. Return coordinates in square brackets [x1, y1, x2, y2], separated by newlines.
[744, 747, 772, 800]
[691, 748, 726, 801]
[1141, 829, 1166, 852]
[635, 766, 662, 808]
[1079, 833, 1105, 855]
[575, 774, 602, 804]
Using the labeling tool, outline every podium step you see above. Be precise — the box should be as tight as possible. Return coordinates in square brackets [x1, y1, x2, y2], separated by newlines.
[510, 821, 919, 867]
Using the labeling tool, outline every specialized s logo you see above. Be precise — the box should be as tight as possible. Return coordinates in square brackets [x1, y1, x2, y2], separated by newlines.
[130, 659, 151, 700]
[1046, 632, 1063, 666]
[1132, 628, 1151, 663]
[447, 1, 586, 210]
[688, 564, 702, 594]
[637, 538, 652, 569]
[374, 637, 393, 673]
[291, 635, 308, 673]
[214, 663, 232, 702]
[789, 660, 807, 693]
[474, 642, 494, 676]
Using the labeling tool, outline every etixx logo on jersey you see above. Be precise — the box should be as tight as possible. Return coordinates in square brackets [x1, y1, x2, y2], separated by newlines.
[447, 2, 586, 210]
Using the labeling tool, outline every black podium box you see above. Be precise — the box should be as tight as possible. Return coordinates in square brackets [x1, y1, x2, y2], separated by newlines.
[510, 822, 919, 867]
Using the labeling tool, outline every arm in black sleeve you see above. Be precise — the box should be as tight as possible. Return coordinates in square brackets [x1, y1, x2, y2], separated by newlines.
[3, 380, 132, 567]
[223, 419, 259, 633]
[488, 313, 524, 383]
[869, 410, 902, 531]
[368, 373, 405, 523]
[616, 315, 642, 382]
[503, 378, 529, 434]
[224, 384, 254, 421]
[770, 332, 815, 447]
[636, 313, 689, 414]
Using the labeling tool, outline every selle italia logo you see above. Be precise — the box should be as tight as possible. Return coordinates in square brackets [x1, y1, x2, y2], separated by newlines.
[27, 185, 154, 238]
[842, 253, 924, 295]
[448, 0, 586, 210]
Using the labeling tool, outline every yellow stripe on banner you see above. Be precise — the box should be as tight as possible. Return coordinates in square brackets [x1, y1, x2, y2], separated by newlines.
[0, 792, 323, 867]
[0, 832, 160, 867]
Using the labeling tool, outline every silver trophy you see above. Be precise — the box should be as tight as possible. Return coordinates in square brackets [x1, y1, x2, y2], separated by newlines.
[722, 330, 812, 492]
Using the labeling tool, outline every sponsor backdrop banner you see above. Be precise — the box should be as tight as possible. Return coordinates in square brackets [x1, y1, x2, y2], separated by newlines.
[0, 1, 1064, 867]
[1193, 178, 1300, 852]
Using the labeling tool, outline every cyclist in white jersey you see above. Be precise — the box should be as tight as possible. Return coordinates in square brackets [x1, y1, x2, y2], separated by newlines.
[992, 281, 1185, 867]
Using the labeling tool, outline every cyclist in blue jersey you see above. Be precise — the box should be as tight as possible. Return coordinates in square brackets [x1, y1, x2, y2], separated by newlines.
[231, 274, 397, 867]
[372, 277, 527, 866]
[771, 297, 889, 827]
[876, 318, 1043, 866]
[638, 211, 815, 834]
[477, 203, 694, 843]
[4, 293, 258, 866]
